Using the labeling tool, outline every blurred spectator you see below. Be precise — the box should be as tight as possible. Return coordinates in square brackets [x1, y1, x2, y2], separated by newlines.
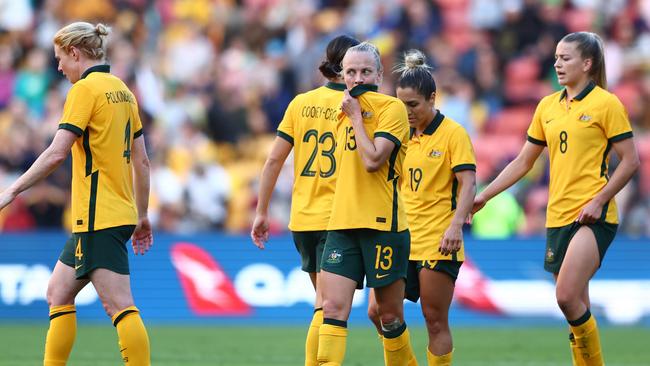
[13, 48, 51, 119]
[471, 186, 526, 239]
[184, 160, 231, 231]
[0, 0, 648, 237]
[0, 44, 16, 109]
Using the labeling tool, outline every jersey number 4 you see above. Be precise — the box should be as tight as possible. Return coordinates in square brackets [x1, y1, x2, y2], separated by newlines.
[300, 129, 336, 178]
[123, 119, 132, 163]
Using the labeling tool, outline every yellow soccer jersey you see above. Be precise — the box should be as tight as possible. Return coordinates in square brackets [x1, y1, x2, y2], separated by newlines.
[327, 84, 409, 232]
[58, 65, 142, 233]
[402, 112, 476, 261]
[277, 82, 344, 231]
[527, 81, 633, 227]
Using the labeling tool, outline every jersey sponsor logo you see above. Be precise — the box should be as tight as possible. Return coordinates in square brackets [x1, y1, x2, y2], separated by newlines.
[171, 243, 251, 316]
[325, 249, 342, 264]
[579, 113, 592, 122]
[375, 273, 389, 279]
[376, 217, 386, 223]
[544, 119, 554, 124]
[74, 264, 83, 270]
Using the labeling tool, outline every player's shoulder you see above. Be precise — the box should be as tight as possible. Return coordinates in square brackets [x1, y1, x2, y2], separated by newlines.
[289, 88, 319, 106]
[365, 92, 406, 113]
[591, 85, 623, 107]
[442, 117, 470, 137]
[70, 78, 95, 94]
[538, 89, 564, 107]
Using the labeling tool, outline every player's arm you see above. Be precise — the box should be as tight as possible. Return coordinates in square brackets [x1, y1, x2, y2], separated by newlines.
[440, 169, 476, 255]
[577, 137, 639, 224]
[0, 129, 76, 211]
[131, 135, 153, 255]
[251, 136, 293, 249]
[342, 90, 395, 172]
[472, 141, 544, 214]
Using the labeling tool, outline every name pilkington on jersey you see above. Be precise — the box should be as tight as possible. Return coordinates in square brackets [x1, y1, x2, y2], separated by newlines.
[105, 90, 135, 105]
[301, 105, 338, 122]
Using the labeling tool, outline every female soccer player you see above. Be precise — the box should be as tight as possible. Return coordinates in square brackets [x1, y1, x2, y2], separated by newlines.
[0, 22, 153, 365]
[370, 49, 476, 366]
[317, 42, 414, 366]
[251, 35, 360, 366]
[472, 32, 639, 366]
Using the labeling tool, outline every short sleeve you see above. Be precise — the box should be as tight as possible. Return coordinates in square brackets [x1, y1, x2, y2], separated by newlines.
[526, 100, 547, 146]
[277, 96, 299, 145]
[374, 99, 408, 147]
[603, 94, 633, 143]
[449, 126, 477, 172]
[58, 83, 94, 136]
[132, 98, 144, 138]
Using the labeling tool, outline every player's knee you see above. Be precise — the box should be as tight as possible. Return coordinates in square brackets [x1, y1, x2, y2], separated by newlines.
[555, 288, 579, 313]
[422, 308, 447, 335]
[321, 298, 346, 319]
[100, 297, 134, 318]
[46, 285, 74, 307]
[380, 317, 403, 333]
[367, 305, 380, 324]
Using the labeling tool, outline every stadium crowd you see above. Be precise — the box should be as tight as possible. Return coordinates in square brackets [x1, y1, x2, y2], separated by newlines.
[0, 0, 648, 237]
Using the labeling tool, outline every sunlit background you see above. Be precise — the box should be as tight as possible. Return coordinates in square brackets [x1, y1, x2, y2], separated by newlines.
[0, 0, 649, 364]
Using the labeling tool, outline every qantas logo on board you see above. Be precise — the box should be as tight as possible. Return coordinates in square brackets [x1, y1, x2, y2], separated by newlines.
[170, 242, 251, 316]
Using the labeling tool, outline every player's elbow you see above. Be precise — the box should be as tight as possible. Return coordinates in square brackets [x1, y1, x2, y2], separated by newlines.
[49, 150, 68, 166]
[363, 160, 382, 172]
[626, 153, 641, 173]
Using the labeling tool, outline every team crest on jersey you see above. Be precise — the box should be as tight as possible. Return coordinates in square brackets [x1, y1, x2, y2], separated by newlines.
[326, 250, 343, 264]
[429, 149, 443, 158]
[545, 248, 554, 262]
[362, 110, 373, 119]
[579, 113, 592, 122]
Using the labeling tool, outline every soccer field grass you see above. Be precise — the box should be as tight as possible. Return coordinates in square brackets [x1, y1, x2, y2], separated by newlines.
[0, 324, 648, 365]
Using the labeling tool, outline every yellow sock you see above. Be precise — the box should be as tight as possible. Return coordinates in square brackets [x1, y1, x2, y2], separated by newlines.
[44, 305, 77, 366]
[380, 333, 418, 366]
[305, 308, 323, 366]
[569, 332, 585, 366]
[569, 310, 604, 366]
[426, 348, 452, 366]
[317, 319, 348, 366]
[112, 306, 150, 366]
[383, 323, 416, 366]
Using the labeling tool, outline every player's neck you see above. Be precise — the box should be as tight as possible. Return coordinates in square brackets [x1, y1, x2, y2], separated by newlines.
[565, 78, 591, 101]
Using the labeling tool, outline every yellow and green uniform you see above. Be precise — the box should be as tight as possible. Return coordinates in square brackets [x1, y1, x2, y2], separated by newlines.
[321, 84, 410, 289]
[527, 81, 633, 227]
[402, 111, 476, 262]
[49, 65, 150, 366]
[277, 82, 343, 231]
[58, 65, 142, 233]
[327, 84, 410, 232]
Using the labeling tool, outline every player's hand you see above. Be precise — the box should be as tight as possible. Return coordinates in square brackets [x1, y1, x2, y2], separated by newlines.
[341, 90, 361, 119]
[576, 199, 603, 225]
[468, 194, 487, 223]
[440, 223, 462, 256]
[0, 189, 17, 212]
[132, 217, 153, 255]
[251, 214, 269, 250]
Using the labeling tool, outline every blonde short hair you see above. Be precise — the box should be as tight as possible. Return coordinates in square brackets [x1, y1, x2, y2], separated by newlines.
[53, 22, 110, 61]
